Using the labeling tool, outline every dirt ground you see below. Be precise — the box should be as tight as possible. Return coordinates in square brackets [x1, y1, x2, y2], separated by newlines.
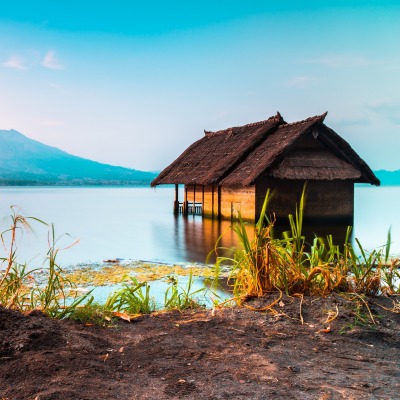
[0, 293, 399, 400]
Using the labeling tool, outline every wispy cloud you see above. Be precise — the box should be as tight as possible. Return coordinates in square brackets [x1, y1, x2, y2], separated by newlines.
[383, 61, 400, 71]
[367, 99, 400, 125]
[38, 119, 64, 127]
[41, 51, 65, 70]
[331, 117, 370, 128]
[302, 55, 379, 68]
[47, 82, 75, 95]
[3, 55, 28, 70]
[286, 75, 315, 89]
[368, 99, 396, 111]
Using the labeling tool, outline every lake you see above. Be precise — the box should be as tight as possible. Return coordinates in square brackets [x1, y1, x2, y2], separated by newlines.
[0, 185, 398, 269]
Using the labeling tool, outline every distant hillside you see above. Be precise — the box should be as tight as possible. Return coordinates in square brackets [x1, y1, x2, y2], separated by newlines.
[374, 170, 400, 186]
[0, 129, 158, 186]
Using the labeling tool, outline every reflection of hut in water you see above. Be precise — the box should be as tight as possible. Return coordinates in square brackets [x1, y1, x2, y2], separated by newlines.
[151, 112, 380, 225]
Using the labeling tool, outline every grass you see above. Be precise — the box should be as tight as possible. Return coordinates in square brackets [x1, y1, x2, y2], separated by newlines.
[0, 209, 93, 318]
[164, 270, 208, 310]
[213, 187, 399, 300]
[338, 293, 381, 333]
[67, 299, 115, 326]
[104, 276, 156, 315]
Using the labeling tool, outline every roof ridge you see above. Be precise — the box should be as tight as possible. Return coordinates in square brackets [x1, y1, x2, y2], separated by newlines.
[279, 112, 328, 128]
[204, 112, 282, 137]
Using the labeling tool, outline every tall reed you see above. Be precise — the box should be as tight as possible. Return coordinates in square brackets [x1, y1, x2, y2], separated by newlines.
[0, 207, 43, 287]
[0, 210, 91, 318]
[214, 186, 399, 299]
[31, 224, 91, 318]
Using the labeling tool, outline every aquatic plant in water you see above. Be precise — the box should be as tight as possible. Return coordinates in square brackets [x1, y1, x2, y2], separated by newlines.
[164, 270, 208, 310]
[104, 276, 156, 315]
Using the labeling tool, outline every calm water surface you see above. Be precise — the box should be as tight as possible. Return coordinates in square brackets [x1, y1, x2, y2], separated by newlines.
[0, 185, 398, 268]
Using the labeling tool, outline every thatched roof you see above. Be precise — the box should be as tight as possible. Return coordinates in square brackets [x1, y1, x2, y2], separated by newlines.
[151, 112, 380, 187]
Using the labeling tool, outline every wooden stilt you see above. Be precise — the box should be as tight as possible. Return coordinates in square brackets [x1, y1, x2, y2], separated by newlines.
[211, 186, 215, 219]
[184, 185, 188, 215]
[202, 185, 205, 217]
[193, 185, 196, 216]
[173, 184, 179, 215]
[217, 186, 222, 221]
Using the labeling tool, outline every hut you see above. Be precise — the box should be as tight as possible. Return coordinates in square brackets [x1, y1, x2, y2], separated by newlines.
[151, 112, 380, 224]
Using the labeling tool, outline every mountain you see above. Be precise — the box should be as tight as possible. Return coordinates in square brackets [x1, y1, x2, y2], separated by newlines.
[374, 169, 400, 186]
[0, 129, 158, 186]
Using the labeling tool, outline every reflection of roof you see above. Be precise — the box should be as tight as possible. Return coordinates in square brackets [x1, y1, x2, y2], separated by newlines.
[151, 112, 380, 187]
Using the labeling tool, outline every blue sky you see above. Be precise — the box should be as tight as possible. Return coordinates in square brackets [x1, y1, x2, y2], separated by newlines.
[1, 1, 399, 171]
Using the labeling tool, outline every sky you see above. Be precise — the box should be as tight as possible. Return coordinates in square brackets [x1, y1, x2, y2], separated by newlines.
[1, 1, 400, 172]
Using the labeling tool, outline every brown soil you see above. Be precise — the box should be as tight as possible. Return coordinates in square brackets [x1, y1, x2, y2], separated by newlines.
[0, 294, 399, 400]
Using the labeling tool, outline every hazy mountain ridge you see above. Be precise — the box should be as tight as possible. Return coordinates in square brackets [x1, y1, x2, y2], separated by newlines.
[0, 129, 158, 186]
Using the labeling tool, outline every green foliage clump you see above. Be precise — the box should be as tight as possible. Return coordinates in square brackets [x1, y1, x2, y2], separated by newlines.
[213, 187, 399, 300]
[104, 276, 156, 315]
[0, 208, 92, 318]
[164, 270, 207, 311]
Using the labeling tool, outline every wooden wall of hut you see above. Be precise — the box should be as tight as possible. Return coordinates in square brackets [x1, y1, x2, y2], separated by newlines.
[186, 185, 221, 219]
[202, 185, 219, 219]
[255, 178, 354, 224]
[220, 186, 256, 221]
[185, 179, 354, 224]
[186, 184, 256, 221]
